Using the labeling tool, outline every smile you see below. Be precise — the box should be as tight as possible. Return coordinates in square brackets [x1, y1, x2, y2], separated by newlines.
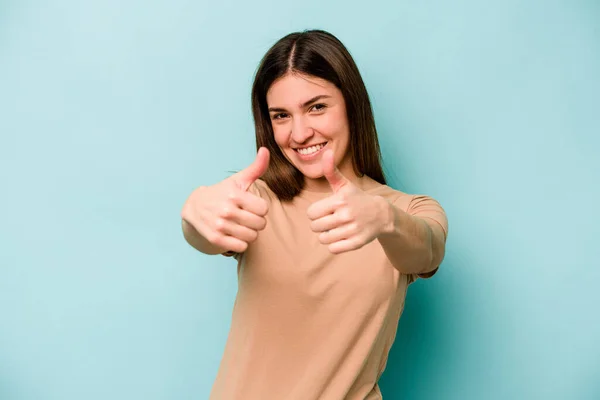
[294, 142, 327, 156]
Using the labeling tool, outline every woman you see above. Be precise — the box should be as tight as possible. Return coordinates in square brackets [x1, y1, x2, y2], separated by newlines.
[181, 30, 448, 400]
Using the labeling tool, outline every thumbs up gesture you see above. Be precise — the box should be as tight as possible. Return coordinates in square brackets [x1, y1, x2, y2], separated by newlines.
[306, 150, 392, 254]
[181, 147, 270, 254]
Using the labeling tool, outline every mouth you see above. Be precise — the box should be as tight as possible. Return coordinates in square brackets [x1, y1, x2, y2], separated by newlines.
[294, 142, 328, 158]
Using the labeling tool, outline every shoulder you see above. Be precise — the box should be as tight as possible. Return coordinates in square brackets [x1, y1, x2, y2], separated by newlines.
[366, 184, 411, 210]
[369, 183, 448, 238]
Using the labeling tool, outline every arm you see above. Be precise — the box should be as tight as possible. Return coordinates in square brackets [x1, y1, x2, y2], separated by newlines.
[376, 195, 447, 276]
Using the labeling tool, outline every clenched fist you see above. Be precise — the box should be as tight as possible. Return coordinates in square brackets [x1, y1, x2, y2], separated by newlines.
[181, 147, 270, 254]
[307, 149, 392, 254]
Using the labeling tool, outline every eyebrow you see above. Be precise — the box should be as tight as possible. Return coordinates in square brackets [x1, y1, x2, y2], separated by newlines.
[268, 95, 332, 113]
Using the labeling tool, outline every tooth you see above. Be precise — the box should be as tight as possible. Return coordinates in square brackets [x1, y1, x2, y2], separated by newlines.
[298, 143, 325, 155]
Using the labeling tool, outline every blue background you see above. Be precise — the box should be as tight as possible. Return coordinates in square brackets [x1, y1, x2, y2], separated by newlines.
[1, 1, 599, 399]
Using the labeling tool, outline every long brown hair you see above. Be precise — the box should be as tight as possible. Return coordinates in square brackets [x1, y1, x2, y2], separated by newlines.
[251, 29, 386, 201]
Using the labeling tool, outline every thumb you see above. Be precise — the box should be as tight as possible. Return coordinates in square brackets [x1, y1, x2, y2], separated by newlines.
[322, 149, 348, 192]
[235, 147, 270, 191]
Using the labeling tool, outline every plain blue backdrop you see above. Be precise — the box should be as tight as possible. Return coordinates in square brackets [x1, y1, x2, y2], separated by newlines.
[1, 0, 599, 399]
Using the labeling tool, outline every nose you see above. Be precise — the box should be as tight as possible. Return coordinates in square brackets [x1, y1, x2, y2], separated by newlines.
[290, 116, 314, 144]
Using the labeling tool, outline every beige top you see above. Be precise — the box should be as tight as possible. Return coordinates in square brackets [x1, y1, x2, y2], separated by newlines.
[210, 179, 448, 400]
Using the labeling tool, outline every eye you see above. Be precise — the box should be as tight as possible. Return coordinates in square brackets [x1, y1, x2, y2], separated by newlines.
[271, 113, 289, 120]
[310, 103, 327, 112]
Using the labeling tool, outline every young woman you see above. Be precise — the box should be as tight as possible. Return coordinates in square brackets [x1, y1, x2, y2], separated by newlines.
[181, 30, 448, 400]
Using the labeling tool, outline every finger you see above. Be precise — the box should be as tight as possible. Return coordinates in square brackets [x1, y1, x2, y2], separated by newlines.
[310, 213, 342, 233]
[328, 238, 363, 254]
[235, 147, 270, 191]
[213, 217, 259, 244]
[322, 149, 348, 193]
[228, 208, 267, 231]
[213, 235, 249, 254]
[306, 196, 340, 220]
[230, 190, 269, 217]
[318, 223, 358, 245]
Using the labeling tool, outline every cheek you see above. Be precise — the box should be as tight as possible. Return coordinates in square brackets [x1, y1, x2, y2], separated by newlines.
[272, 124, 289, 147]
[320, 109, 348, 138]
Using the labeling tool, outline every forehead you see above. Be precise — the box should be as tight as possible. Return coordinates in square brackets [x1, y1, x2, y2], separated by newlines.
[266, 73, 338, 105]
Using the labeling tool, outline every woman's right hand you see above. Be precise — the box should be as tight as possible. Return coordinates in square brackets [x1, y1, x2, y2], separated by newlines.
[181, 147, 270, 254]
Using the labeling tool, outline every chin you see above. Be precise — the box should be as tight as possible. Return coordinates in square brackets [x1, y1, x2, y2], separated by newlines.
[301, 171, 324, 180]
[294, 165, 324, 180]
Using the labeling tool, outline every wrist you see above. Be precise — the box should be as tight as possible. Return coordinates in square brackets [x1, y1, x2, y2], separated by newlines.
[376, 196, 396, 236]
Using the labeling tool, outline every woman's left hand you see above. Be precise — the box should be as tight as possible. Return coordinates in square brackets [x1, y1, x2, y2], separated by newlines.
[307, 150, 395, 254]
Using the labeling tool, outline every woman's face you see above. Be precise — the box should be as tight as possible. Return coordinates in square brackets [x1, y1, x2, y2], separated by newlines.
[266, 72, 353, 190]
